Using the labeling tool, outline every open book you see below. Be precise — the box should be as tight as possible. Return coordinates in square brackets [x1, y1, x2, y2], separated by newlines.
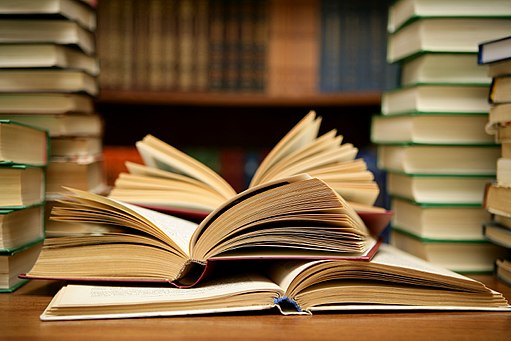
[107, 111, 391, 235]
[24, 174, 379, 287]
[39, 244, 510, 321]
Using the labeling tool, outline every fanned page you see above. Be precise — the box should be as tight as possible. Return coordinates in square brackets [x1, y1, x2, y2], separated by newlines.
[136, 134, 237, 200]
[267, 244, 510, 313]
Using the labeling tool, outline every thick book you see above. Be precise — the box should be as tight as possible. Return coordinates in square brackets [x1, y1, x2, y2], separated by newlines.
[386, 172, 494, 204]
[387, 17, 511, 63]
[371, 113, 493, 145]
[0, 19, 95, 55]
[381, 84, 491, 116]
[108, 111, 391, 233]
[489, 75, 511, 104]
[484, 182, 511, 217]
[390, 229, 509, 273]
[0, 69, 98, 95]
[0, 93, 94, 114]
[400, 53, 490, 86]
[0, 0, 97, 31]
[38, 244, 510, 321]
[0, 241, 42, 293]
[0, 204, 45, 252]
[46, 156, 108, 200]
[0, 164, 45, 208]
[377, 144, 500, 175]
[391, 197, 491, 241]
[496, 258, 511, 286]
[478, 34, 511, 64]
[0, 43, 99, 75]
[388, 0, 511, 33]
[0, 120, 49, 166]
[23, 174, 380, 287]
[0, 113, 103, 137]
[483, 221, 511, 249]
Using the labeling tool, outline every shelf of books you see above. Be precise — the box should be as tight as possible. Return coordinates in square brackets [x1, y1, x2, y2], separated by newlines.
[95, 0, 399, 106]
[479, 34, 511, 286]
[0, 0, 109, 288]
[372, 0, 511, 274]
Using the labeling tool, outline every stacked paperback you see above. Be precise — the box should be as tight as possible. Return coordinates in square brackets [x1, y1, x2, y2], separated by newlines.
[0, 0, 108, 239]
[479, 34, 511, 285]
[0, 120, 47, 292]
[19, 112, 510, 319]
[371, 0, 511, 273]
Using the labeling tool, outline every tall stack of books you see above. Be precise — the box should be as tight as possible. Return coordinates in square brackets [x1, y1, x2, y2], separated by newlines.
[479, 35, 511, 285]
[0, 121, 48, 292]
[0, 0, 108, 238]
[371, 0, 511, 273]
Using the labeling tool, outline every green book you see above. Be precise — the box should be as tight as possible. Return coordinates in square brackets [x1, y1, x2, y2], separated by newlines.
[0, 240, 43, 293]
[371, 112, 493, 145]
[0, 120, 49, 167]
[0, 164, 46, 208]
[0, 203, 45, 254]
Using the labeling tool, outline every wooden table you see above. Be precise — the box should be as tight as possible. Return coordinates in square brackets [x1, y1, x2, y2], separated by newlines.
[2, 276, 511, 340]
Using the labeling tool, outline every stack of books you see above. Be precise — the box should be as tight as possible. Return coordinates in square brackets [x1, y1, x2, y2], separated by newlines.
[0, 0, 108, 238]
[371, 0, 511, 273]
[479, 35, 511, 285]
[0, 120, 48, 292]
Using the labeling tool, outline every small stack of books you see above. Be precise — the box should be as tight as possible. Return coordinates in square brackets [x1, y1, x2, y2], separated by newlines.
[479, 34, 511, 285]
[371, 0, 511, 273]
[0, 120, 48, 292]
[0, 0, 108, 238]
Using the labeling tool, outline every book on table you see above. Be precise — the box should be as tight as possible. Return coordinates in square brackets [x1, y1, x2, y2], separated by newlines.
[0, 241, 42, 293]
[108, 111, 392, 233]
[38, 243, 510, 321]
[23, 174, 380, 287]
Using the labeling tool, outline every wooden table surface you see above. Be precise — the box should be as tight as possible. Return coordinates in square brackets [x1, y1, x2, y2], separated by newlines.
[2, 276, 511, 341]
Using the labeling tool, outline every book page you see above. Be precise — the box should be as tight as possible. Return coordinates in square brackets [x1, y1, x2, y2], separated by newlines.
[41, 273, 283, 320]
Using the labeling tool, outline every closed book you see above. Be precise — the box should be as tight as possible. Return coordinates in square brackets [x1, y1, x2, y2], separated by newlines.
[0, 19, 95, 55]
[387, 18, 511, 63]
[489, 75, 511, 104]
[388, 0, 511, 34]
[381, 84, 490, 116]
[0, 93, 94, 114]
[483, 222, 511, 249]
[0, 120, 49, 167]
[390, 229, 508, 273]
[0, 164, 45, 208]
[400, 53, 490, 86]
[391, 197, 490, 241]
[0, 204, 45, 252]
[484, 182, 511, 217]
[478, 34, 511, 64]
[0, 0, 97, 31]
[376, 144, 499, 175]
[0, 241, 42, 292]
[386, 172, 493, 204]
[0, 43, 99, 75]
[371, 113, 493, 145]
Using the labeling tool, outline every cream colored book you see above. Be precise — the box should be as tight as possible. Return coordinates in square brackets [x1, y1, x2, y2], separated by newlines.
[39, 244, 510, 321]
[109, 111, 384, 222]
[24, 174, 378, 287]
